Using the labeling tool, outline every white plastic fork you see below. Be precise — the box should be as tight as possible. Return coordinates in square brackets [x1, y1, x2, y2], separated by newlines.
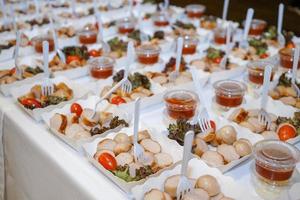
[291, 46, 300, 98]
[222, 0, 230, 21]
[239, 8, 254, 49]
[89, 78, 128, 119]
[137, 3, 148, 44]
[220, 23, 232, 70]
[49, 13, 66, 64]
[41, 41, 54, 97]
[14, 31, 22, 79]
[96, 11, 111, 54]
[133, 97, 144, 162]
[121, 41, 134, 94]
[190, 68, 212, 132]
[169, 37, 183, 81]
[277, 4, 286, 48]
[176, 131, 194, 200]
[258, 65, 273, 130]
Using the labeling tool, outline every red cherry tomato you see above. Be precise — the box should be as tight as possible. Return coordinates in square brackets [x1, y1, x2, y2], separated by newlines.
[88, 49, 101, 57]
[66, 55, 81, 64]
[70, 103, 83, 117]
[277, 123, 297, 141]
[210, 120, 216, 131]
[260, 53, 269, 59]
[20, 98, 42, 109]
[111, 96, 126, 105]
[98, 153, 117, 171]
[213, 57, 222, 64]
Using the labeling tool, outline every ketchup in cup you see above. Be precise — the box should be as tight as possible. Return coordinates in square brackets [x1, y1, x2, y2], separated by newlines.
[214, 27, 232, 45]
[243, 19, 267, 36]
[182, 35, 198, 55]
[213, 80, 246, 109]
[164, 90, 198, 120]
[185, 4, 206, 19]
[117, 17, 135, 34]
[77, 29, 98, 45]
[89, 56, 114, 79]
[152, 12, 169, 27]
[279, 48, 300, 69]
[253, 140, 300, 185]
[247, 61, 275, 86]
[31, 35, 55, 53]
[136, 44, 161, 65]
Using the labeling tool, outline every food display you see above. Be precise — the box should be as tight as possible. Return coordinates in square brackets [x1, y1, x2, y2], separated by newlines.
[1, 1, 300, 199]
[49, 46, 90, 72]
[0, 66, 43, 85]
[190, 47, 238, 72]
[269, 73, 300, 108]
[49, 104, 129, 140]
[18, 82, 73, 110]
[100, 70, 154, 105]
[93, 130, 173, 182]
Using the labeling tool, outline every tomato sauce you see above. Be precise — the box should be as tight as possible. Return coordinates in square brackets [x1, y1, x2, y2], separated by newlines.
[79, 33, 97, 44]
[34, 38, 55, 53]
[187, 11, 203, 18]
[154, 20, 169, 27]
[138, 54, 159, 65]
[118, 26, 134, 34]
[165, 97, 197, 120]
[182, 44, 197, 55]
[90, 66, 113, 79]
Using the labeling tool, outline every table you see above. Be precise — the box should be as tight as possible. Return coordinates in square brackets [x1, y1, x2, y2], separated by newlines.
[1, 95, 300, 200]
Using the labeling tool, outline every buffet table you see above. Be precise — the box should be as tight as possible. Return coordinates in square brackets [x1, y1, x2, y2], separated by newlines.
[1, 1, 300, 200]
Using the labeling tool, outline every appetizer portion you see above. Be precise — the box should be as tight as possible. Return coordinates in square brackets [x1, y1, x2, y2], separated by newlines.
[262, 26, 295, 48]
[18, 82, 73, 110]
[167, 120, 252, 167]
[49, 46, 90, 72]
[200, 15, 217, 30]
[100, 70, 153, 105]
[269, 73, 300, 108]
[144, 174, 233, 200]
[94, 130, 173, 182]
[50, 103, 129, 140]
[172, 20, 196, 36]
[190, 47, 238, 72]
[0, 66, 43, 85]
[107, 37, 128, 59]
[231, 38, 269, 60]
[145, 57, 192, 87]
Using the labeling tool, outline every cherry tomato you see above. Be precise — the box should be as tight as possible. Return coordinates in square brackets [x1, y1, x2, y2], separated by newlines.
[88, 49, 101, 57]
[98, 153, 117, 171]
[260, 53, 269, 59]
[21, 98, 42, 109]
[111, 96, 126, 105]
[66, 55, 81, 64]
[277, 123, 297, 141]
[70, 103, 83, 117]
[286, 42, 295, 49]
[210, 120, 216, 131]
[213, 57, 222, 64]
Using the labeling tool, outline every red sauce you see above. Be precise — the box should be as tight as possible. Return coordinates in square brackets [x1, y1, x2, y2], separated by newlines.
[187, 11, 203, 18]
[255, 149, 295, 182]
[154, 20, 169, 27]
[118, 26, 134, 34]
[79, 33, 97, 44]
[90, 66, 113, 79]
[34, 38, 55, 53]
[249, 27, 265, 36]
[248, 68, 274, 85]
[165, 97, 197, 120]
[216, 94, 243, 107]
[279, 48, 300, 69]
[214, 35, 226, 45]
[182, 44, 197, 55]
[138, 54, 159, 65]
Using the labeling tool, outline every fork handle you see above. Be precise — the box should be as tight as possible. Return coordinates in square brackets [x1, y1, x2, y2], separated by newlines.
[49, 14, 59, 51]
[175, 37, 183, 73]
[42, 41, 50, 79]
[96, 12, 104, 41]
[292, 46, 300, 84]
[261, 65, 272, 109]
[277, 4, 284, 35]
[190, 67, 207, 110]
[133, 97, 141, 145]
[126, 41, 134, 75]
[181, 131, 194, 177]
[243, 8, 254, 40]
[222, 0, 229, 20]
